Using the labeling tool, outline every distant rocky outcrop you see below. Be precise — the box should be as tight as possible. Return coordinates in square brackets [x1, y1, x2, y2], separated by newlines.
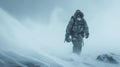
[96, 53, 119, 64]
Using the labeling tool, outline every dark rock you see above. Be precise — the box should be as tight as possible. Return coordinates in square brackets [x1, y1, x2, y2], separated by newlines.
[96, 54, 118, 64]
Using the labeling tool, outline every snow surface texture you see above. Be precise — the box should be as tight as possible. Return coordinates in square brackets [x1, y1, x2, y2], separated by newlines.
[0, 6, 120, 67]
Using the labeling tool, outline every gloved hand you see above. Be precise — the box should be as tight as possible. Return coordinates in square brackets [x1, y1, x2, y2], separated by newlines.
[85, 33, 89, 39]
[65, 34, 71, 42]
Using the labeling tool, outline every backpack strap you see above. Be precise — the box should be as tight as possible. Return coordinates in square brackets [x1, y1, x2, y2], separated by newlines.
[71, 16, 75, 22]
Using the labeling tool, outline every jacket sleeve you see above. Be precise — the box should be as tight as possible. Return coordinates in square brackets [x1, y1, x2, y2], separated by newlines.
[83, 19, 89, 34]
[66, 16, 74, 35]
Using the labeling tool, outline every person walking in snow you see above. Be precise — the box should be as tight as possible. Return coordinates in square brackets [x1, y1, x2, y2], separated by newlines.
[65, 10, 89, 55]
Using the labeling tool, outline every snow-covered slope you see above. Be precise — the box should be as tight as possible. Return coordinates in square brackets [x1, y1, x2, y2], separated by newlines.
[0, 50, 120, 67]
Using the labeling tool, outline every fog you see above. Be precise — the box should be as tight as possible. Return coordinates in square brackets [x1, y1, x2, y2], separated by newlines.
[0, 0, 120, 67]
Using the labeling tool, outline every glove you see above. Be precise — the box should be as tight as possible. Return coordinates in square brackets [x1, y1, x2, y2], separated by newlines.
[65, 33, 71, 42]
[85, 33, 89, 39]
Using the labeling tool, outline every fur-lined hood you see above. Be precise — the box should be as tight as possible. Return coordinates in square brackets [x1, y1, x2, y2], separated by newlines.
[74, 10, 84, 18]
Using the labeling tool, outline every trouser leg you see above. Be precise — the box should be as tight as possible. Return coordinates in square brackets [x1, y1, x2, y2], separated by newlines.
[72, 39, 78, 54]
[72, 35, 83, 55]
[77, 37, 83, 54]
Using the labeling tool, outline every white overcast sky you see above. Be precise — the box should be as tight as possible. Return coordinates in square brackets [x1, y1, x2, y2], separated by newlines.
[0, 0, 116, 22]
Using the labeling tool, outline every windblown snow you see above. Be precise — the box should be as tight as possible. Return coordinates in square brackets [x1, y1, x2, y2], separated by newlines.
[0, 8, 120, 67]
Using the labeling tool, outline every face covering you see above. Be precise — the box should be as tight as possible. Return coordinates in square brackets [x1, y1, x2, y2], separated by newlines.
[77, 17, 81, 21]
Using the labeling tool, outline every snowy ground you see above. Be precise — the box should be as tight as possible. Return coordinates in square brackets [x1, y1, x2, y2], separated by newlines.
[0, 49, 120, 67]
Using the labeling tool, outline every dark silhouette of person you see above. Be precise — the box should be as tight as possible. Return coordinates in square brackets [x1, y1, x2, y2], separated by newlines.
[65, 10, 89, 55]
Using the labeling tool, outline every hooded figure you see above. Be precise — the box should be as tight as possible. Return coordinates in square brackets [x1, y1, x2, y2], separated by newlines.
[65, 10, 89, 55]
